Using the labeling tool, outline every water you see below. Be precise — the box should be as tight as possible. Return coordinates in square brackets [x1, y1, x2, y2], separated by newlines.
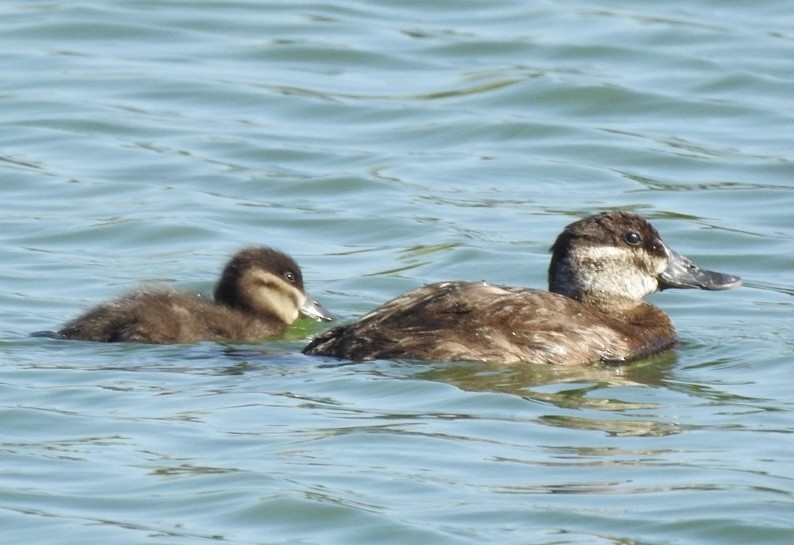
[2, 1, 793, 543]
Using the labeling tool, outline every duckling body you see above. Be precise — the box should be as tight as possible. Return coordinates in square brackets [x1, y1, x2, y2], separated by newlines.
[58, 289, 287, 344]
[58, 247, 333, 344]
[303, 212, 741, 365]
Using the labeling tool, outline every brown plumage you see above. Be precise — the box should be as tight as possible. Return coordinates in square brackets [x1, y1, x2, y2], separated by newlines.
[303, 211, 741, 365]
[57, 247, 333, 344]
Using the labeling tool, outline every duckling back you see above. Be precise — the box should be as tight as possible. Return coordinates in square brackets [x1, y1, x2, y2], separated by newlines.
[59, 289, 288, 343]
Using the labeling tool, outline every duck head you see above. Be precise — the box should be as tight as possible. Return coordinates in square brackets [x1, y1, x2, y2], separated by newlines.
[548, 211, 741, 312]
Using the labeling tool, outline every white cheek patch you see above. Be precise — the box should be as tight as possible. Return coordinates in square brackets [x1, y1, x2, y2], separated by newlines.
[572, 244, 629, 263]
[244, 270, 304, 324]
[570, 245, 661, 299]
[268, 288, 302, 324]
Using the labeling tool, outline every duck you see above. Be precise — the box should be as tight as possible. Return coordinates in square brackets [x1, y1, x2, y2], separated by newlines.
[303, 211, 741, 365]
[54, 246, 334, 344]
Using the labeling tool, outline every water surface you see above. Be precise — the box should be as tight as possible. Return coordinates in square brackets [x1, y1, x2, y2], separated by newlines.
[2, 1, 793, 544]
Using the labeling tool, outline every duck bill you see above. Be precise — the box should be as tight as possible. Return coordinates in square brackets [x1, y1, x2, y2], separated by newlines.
[658, 246, 742, 291]
[300, 295, 336, 322]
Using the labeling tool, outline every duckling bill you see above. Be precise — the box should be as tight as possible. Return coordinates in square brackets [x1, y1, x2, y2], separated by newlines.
[53, 247, 334, 344]
[303, 211, 741, 365]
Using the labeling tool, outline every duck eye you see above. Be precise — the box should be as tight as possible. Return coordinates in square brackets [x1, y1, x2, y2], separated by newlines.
[283, 271, 296, 283]
[624, 231, 642, 246]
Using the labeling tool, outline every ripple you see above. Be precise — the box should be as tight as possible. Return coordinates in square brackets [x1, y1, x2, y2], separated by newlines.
[2, 1, 792, 544]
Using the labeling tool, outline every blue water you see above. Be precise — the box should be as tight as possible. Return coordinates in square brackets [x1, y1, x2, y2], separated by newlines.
[2, 1, 793, 544]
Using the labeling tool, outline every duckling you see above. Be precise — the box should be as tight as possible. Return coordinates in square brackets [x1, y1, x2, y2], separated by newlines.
[303, 211, 741, 365]
[56, 247, 334, 344]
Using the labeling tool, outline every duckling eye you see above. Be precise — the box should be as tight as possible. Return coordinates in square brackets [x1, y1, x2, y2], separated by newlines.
[283, 271, 297, 284]
[624, 231, 642, 246]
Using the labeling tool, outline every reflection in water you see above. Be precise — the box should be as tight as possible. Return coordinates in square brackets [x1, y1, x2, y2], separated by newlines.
[417, 354, 681, 437]
[215, 345, 684, 438]
[538, 414, 684, 437]
[417, 353, 676, 402]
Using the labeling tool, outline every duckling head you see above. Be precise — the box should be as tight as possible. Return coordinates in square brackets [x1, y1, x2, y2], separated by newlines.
[214, 247, 334, 325]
